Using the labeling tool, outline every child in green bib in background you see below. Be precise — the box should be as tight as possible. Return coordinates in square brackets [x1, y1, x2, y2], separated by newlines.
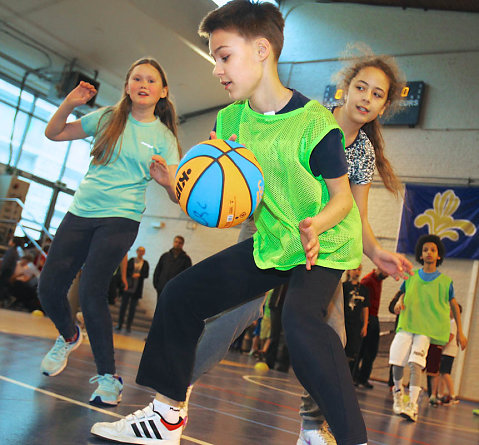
[389, 234, 467, 422]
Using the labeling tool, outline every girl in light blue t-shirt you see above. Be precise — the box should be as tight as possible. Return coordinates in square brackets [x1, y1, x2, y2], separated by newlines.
[38, 58, 180, 407]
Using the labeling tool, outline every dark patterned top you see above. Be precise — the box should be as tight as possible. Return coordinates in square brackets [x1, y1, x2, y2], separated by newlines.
[326, 105, 376, 185]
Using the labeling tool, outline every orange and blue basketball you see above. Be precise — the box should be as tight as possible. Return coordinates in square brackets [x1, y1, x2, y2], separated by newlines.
[175, 139, 264, 228]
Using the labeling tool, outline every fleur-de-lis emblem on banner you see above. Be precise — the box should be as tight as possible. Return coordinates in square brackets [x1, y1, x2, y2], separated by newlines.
[414, 190, 476, 241]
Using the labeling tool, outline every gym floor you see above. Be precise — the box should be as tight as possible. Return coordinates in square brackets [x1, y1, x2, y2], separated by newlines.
[0, 308, 477, 445]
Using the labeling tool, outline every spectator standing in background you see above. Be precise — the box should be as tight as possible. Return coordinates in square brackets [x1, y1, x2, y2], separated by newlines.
[153, 236, 191, 299]
[355, 267, 388, 388]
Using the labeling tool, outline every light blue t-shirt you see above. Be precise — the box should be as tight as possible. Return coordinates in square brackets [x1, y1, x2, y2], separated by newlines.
[69, 109, 179, 222]
[400, 268, 455, 301]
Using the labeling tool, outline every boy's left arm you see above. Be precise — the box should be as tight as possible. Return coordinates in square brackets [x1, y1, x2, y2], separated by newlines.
[450, 298, 467, 350]
[299, 174, 352, 270]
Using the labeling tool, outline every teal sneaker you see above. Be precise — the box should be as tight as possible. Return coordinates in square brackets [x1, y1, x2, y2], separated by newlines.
[40, 325, 82, 376]
[89, 374, 123, 406]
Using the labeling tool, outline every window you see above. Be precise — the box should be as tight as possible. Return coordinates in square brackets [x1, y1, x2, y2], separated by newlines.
[14, 181, 53, 240]
[60, 138, 92, 189]
[1, 75, 92, 241]
[49, 192, 74, 234]
[0, 102, 29, 166]
[0, 78, 34, 109]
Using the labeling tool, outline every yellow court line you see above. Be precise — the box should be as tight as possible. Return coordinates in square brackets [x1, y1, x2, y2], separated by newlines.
[0, 375, 213, 445]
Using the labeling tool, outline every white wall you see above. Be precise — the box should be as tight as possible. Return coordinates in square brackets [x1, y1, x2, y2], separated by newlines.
[276, 0, 479, 399]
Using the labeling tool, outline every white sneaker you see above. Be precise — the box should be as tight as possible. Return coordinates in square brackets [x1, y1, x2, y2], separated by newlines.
[392, 388, 404, 415]
[296, 423, 337, 445]
[179, 385, 193, 420]
[401, 401, 418, 422]
[91, 402, 185, 444]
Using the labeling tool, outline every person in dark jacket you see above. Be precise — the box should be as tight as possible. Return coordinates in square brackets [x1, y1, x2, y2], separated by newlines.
[0, 236, 25, 305]
[117, 246, 149, 332]
[153, 236, 192, 299]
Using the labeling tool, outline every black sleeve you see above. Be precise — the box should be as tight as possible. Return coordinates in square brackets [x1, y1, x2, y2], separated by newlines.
[388, 290, 403, 314]
[309, 129, 348, 179]
[363, 286, 370, 308]
[153, 256, 164, 289]
[142, 261, 149, 279]
[126, 258, 134, 278]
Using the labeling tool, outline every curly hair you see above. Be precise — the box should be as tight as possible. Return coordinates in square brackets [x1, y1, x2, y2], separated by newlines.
[415, 234, 445, 266]
[334, 44, 406, 196]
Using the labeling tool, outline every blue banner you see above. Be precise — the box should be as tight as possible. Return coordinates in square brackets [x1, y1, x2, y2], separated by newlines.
[397, 185, 479, 259]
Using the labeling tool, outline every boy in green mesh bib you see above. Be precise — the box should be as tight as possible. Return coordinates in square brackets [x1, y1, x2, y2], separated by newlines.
[91, 2, 366, 444]
[389, 234, 467, 423]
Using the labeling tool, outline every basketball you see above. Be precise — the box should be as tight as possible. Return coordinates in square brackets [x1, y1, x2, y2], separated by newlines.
[174, 139, 264, 228]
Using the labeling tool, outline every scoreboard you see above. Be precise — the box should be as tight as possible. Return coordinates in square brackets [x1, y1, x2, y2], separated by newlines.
[323, 81, 425, 127]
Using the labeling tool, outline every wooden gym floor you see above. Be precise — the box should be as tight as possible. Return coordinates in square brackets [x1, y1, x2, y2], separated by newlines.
[0, 308, 478, 445]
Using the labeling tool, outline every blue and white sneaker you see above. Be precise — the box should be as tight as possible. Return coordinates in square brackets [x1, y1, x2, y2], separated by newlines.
[89, 374, 123, 406]
[40, 325, 82, 376]
[91, 402, 185, 444]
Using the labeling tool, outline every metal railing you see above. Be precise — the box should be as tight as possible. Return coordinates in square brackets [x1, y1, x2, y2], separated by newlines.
[0, 197, 53, 259]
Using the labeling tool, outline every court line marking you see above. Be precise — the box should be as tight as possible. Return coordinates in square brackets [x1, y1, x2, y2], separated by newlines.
[243, 375, 479, 437]
[243, 375, 302, 396]
[0, 375, 212, 445]
[187, 400, 298, 435]
[6, 334, 475, 440]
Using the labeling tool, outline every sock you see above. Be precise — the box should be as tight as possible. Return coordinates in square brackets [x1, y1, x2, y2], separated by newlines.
[393, 379, 403, 392]
[153, 399, 180, 424]
[65, 327, 79, 343]
[409, 385, 421, 404]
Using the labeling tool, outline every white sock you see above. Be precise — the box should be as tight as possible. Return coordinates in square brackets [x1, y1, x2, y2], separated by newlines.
[153, 399, 180, 424]
[409, 385, 421, 404]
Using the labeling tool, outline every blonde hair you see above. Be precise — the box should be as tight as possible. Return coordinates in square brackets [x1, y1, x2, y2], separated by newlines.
[91, 58, 181, 165]
[335, 44, 405, 196]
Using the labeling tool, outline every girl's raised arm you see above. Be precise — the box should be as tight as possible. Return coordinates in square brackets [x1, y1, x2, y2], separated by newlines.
[45, 81, 96, 141]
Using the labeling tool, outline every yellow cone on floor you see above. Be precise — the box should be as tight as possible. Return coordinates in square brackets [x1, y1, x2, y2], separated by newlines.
[31, 310, 44, 317]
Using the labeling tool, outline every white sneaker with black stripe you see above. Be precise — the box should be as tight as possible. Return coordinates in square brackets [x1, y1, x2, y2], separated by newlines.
[91, 403, 185, 444]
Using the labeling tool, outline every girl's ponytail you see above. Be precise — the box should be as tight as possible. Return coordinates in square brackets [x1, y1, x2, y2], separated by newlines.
[362, 119, 402, 197]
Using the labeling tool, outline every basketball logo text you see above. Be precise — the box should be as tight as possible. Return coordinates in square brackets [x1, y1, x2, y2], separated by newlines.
[256, 180, 264, 203]
[176, 168, 192, 200]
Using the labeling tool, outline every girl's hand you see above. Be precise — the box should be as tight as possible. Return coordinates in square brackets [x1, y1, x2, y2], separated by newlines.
[150, 155, 171, 187]
[209, 131, 237, 142]
[299, 217, 320, 271]
[371, 248, 414, 281]
[65, 81, 97, 108]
